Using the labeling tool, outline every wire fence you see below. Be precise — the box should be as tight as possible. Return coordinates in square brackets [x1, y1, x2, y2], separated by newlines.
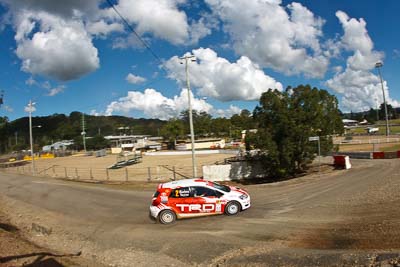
[1, 164, 200, 183]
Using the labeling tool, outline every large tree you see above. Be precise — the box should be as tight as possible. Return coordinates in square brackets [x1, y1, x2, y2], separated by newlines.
[246, 85, 343, 178]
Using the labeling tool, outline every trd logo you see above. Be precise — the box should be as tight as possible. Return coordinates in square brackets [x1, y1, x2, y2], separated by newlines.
[176, 203, 221, 212]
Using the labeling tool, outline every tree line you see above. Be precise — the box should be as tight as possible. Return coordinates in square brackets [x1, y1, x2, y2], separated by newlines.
[0, 84, 345, 179]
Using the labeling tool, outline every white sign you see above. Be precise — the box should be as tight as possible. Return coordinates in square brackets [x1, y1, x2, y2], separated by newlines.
[308, 136, 319, 141]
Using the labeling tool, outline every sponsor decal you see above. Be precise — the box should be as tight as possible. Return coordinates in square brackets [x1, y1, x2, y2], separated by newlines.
[176, 204, 220, 213]
[161, 192, 168, 203]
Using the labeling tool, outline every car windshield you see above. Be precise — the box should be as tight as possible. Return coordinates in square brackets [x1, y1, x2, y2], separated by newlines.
[210, 181, 231, 192]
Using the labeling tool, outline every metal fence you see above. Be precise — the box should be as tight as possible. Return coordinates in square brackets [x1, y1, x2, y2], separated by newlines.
[334, 137, 400, 145]
[1, 164, 200, 183]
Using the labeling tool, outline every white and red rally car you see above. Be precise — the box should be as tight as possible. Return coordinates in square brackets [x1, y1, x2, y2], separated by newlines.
[149, 178, 251, 224]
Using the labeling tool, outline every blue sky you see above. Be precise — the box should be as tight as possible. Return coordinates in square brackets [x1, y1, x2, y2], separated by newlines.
[0, 0, 399, 121]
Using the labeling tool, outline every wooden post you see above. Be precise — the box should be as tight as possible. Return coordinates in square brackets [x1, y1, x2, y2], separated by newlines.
[173, 166, 176, 181]
[125, 168, 128, 182]
[64, 167, 67, 178]
[75, 168, 78, 179]
[147, 167, 151, 182]
[106, 168, 109, 180]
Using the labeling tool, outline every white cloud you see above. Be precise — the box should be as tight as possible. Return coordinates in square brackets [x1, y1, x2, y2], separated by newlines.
[106, 0, 189, 45]
[2, 105, 13, 112]
[86, 20, 124, 37]
[126, 73, 146, 84]
[47, 85, 65, 96]
[205, 0, 329, 78]
[105, 88, 212, 120]
[214, 105, 241, 118]
[326, 11, 399, 111]
[1, 0, 101, 19]
[164, 48, 283, 102]
[105, 88, 241, 120]
[188, 13, 219, 44]
[14, 11, 99, 81]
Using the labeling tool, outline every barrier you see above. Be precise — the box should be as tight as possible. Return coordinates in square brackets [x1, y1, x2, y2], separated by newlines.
[372, 152, 385, 159]
[333, 155, 351, 169]
[384, 152, 398, 159]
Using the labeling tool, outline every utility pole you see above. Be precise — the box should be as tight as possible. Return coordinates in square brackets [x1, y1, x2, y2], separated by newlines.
[27, 100, 36, 175]
[81, 113, 87, 152]
[375, 62, 390, 136]
[180, 54, 197, 178]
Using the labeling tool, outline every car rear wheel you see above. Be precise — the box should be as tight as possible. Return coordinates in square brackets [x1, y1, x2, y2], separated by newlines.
[225, 201, 241, 215]
[158, 209, 176, 224]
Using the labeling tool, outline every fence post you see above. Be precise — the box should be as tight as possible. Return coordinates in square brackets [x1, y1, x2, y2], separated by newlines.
[64, 167, 67, 178]
[147, 167, 151, 182]
[106, 168, 109, 180]
[75, 168, 79, 179]
[90, 168, 93, 180]
[173, 166, 176, 181]
[125, 168, 128, 182]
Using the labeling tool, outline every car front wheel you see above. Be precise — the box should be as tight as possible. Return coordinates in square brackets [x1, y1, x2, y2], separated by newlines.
[225, 201, 241, 215]
[158, 209, 176, 224]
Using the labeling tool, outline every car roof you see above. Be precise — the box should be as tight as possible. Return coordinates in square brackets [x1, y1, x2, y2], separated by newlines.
[159, 178, 209, 189]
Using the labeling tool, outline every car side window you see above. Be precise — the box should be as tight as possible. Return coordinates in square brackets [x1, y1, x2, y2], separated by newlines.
[170, 187, 193, 198]
[192, 186, 217, 197]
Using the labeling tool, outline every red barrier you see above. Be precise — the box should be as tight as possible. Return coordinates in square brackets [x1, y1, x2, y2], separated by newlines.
[333, 155, 345, 165]
[397, 151, 400, 158]
[373, 152, 385, 159]
[333, 155, 351, 169]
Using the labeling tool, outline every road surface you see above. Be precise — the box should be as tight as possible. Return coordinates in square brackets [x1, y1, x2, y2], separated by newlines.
[1, 159, 399, 266]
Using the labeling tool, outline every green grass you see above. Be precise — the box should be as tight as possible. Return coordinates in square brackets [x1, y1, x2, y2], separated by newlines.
[380, 144, 400, 152]
[346, 125, 400, 135]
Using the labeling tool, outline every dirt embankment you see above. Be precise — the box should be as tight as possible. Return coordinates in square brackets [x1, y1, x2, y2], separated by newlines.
[0, 209, 87, 267]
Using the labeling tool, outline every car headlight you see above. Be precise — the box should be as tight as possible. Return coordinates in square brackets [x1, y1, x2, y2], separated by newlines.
[239, 194, 248, 200]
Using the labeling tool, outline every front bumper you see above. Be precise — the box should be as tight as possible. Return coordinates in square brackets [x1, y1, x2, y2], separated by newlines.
[149, 205, 161, 219]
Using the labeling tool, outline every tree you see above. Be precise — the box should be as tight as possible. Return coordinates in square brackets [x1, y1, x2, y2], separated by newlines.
[179, 110, 212, 137]
[86, 135, 110, 150]
[160, 118, 185, 143]
[247, 85, 343, 178]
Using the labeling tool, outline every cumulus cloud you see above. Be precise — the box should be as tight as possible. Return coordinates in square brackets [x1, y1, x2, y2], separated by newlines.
[86, 20, 124, 37]
[105, 88, 212, 120]
[164, 48, 283, 102]
[47, 85, 66, 96]
[13, 11, 99, 81]
[326, 11, 399, 111]
[1, 0, 100, 19]
[105, 0, 190, 45]
[126, 73, 146, 84]
[104, 88, 241, 120]
[188, 13, 219, 45]
[205, 0, 329, 78]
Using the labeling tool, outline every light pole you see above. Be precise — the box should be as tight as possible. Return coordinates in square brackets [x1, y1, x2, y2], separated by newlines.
[26, 100, 36, 175]
[81, 113, 87, 152]
[180, 54, 197, 178]
[375, 62, 390, 136]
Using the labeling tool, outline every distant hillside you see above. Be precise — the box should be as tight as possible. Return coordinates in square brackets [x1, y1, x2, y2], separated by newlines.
[0, 112, 165, 153]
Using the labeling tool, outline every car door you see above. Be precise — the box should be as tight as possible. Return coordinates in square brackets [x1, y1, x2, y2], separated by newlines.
[168, 187, 195, 218]
[191, 186, 221, 215]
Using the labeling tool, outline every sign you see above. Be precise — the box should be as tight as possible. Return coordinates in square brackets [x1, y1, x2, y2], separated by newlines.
[308, 136, 319, 141]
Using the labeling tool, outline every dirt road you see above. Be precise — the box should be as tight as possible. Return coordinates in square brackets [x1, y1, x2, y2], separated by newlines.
[1, 158, 400, 266]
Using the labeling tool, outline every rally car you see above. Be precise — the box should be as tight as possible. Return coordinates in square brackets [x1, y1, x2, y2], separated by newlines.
[149, 178, 251, 224]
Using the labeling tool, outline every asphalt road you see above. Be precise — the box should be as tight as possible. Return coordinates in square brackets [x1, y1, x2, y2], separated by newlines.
[1, 158, 399, 266]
